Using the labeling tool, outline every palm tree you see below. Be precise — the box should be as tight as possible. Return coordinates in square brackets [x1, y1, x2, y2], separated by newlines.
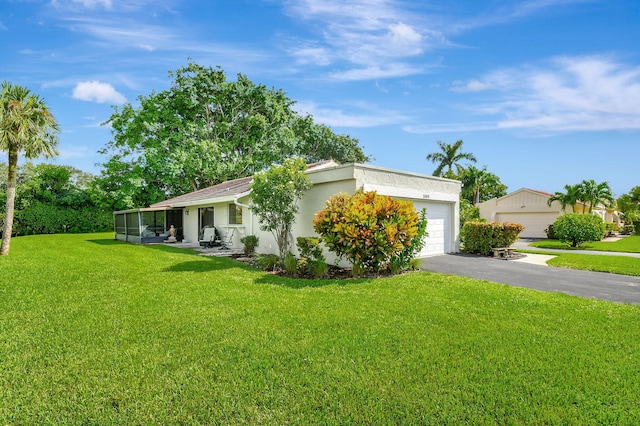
[426, 140, 476, 177]
[579, 179, 614, 213]
[0, 82, 59, 255]
[547, 183, 582, 212]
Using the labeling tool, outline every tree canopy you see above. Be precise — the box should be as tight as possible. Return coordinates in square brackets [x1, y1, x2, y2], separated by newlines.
[95, 63, 369, 211]
[617, 186, 640, 213]
[1, 81, 59, 255]
[459, 165, 507, 205]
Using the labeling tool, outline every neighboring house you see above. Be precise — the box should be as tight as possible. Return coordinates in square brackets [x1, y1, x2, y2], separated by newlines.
[477, 188, 620, 239]
[114, 161, 462, 259]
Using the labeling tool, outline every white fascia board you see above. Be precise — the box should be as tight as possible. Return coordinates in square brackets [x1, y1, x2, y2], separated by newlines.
[362, 183, 459, 203]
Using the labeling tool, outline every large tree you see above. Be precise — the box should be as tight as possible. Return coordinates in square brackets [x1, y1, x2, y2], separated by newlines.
[426, 140, 476, 177]
[459, 165, 507, 205]
[0, 82, 59, 255]
[96, 63, 369, 211]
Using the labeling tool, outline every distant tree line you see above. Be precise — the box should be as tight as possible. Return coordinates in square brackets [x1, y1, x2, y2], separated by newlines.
[0, 163, 112, 237]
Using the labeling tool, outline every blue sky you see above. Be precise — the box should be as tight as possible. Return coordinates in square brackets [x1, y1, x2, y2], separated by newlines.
[2, 0, 639, 197]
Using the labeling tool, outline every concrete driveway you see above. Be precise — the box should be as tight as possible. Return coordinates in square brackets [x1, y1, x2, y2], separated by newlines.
[421, 254, 640, 304]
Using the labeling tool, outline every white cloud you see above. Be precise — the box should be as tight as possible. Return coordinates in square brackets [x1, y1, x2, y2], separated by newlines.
[72, 0, 113, 8]
[72, 80, 126, 104]
[295, 100, 410, 128]
[436, 56, 640, 133]
[282, 0, 433, 80]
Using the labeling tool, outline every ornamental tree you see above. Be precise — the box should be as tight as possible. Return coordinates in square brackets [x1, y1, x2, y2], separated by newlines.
[552, 213, 605, 247]
[250, 158, 312, 261]
[313, 190, 420, 275]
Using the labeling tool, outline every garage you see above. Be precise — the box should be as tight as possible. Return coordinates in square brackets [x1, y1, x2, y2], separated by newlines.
[495, 212, 558, 239]
[413, 201, 453, 256]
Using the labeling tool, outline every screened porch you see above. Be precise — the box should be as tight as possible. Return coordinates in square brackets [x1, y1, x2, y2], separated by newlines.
[113, 208, 184, 244]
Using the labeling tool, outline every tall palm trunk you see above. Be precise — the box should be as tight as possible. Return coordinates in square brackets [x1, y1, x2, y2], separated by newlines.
[1, 148, 18, 255]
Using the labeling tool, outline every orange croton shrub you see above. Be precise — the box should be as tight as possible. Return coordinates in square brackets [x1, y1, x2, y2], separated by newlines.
[313, 190, 419, 274]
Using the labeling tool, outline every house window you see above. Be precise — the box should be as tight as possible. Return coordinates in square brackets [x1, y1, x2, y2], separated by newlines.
[199, 207, 214, 230]
[228, 204, 242, 225]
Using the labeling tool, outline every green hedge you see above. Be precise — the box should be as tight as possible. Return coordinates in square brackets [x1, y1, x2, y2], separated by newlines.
[11, 202, 112, 236]
[462, 221, 525, 256]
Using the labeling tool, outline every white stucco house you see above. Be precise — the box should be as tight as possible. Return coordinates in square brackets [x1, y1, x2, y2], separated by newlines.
[477, 188, 620, 239]
[114, 161, 462, 259]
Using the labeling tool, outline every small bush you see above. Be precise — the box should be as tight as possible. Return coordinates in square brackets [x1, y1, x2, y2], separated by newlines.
[296, 236, 327, 278]
[240, 235, 259, 256]
[553, 213, 605, 247]
[461, 222, 525, 256]
[283, 252, 298, 276]
[255, 254, 278, 271]
[604, 222, 618, 236]
[545, 224, 556, 239]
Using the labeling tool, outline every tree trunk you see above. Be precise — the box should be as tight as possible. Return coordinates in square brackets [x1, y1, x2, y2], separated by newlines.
[1, 148, 18, 255]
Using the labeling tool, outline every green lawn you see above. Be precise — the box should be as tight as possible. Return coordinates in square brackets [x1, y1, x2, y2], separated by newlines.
[517, 249, 640, 276]
[530, 235, 640, 253]
[2, 233, 640, 424]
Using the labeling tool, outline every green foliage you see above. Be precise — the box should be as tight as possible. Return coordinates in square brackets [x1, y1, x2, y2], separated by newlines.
[390, 208, 428, 272]
[250, 158, 312, 261]
[604, 222, 618, 235]
[459, 165, 507, 205]
[283, 252, 298, 275]
[255, 253, 278, 271]
[460, 199, 481, 228]
[426, 140, 476, 177]
[549, 180, 614, 214]
[12, 202, 112, 235]
[622, 210, 640, 235]
[1, 81, 60, 255]
[617, 186, 640, 213]
[313, 190, 419, 274]
[0, 163, 108, 238]
[545, 224, 557, 239]
[461, 221, 525, 256]
[96, 62, 368, 211]
[239, 235, 259, 256]
[530, 235, 640, 253]
[553, 213, 605, 247]
[296, 236, 328, 278]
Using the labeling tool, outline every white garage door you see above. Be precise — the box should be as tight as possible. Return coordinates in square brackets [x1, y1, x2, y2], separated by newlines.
[413, 201, 452, 256]
[495, 212, 558, 238]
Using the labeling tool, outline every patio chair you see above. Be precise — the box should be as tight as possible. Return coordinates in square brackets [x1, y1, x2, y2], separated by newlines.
[199, 226, 223, 248]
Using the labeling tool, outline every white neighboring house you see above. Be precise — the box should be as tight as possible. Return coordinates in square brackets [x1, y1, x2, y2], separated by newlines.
[476, 188, 620, 239]
[114, 161, 462, 260]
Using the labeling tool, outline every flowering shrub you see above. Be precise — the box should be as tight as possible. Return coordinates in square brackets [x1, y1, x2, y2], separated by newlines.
[462, 221, 525, 256]
[553, 213, 605, 247]
[313, 190, 419, 275]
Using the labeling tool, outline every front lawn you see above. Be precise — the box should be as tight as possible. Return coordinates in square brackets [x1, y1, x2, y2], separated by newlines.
[518, 249, 640, 276]
[530, 235, 640, 253]
[2, 233, 640, 424]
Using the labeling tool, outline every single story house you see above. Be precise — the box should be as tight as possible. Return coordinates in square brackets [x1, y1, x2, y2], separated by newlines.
[476, 188, 620, 239]
[114, 161, 462, 259]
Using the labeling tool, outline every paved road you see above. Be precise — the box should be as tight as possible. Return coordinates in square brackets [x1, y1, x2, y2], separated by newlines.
[422, 254, 640, 304]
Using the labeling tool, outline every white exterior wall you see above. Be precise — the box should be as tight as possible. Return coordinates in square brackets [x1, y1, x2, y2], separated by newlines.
[182, 199, 252, 247]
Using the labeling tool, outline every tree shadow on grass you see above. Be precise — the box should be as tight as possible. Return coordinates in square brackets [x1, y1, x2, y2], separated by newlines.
[87, 238, 126, 246]
[253, 273, 370, 289]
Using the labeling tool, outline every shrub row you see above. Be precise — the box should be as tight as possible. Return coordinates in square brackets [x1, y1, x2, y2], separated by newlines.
[10, 202, 113, 236]
[461, 221, 525, 256]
